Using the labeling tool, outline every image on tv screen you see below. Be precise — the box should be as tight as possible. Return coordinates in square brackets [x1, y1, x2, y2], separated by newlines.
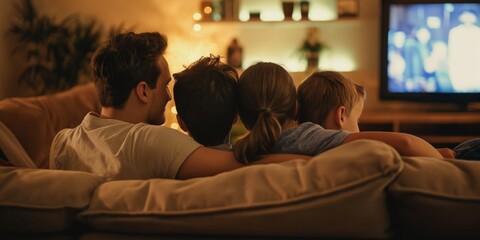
[387, 3, 480, 93]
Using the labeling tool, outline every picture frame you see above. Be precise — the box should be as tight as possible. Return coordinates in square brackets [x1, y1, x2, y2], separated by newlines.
[338, 0, 359, 17]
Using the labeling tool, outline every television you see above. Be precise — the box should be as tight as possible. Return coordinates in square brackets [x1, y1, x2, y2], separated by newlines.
[380, 0, 480, 109]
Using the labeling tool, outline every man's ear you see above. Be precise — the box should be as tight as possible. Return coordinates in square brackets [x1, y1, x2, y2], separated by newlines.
[176, 114, 189, 133]
[333, 106, 346, 129]
[135, 81, 149, 104]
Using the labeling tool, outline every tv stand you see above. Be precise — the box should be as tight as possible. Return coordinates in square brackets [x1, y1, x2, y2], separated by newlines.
[359, 111, 480, 148]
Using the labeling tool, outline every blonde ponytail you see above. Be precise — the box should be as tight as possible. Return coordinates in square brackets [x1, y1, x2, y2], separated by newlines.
[234, 62, 296, 163]
[233, 110, 283, 164]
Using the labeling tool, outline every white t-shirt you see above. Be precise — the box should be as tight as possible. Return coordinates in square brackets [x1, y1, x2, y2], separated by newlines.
[50, 112, 201, 180]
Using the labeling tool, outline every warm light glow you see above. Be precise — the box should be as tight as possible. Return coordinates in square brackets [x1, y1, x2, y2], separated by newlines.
[240, 0, 285, 21]
[171, 106, 177, 114]
[166, 36, 220, 75]
[170, 123, 180, 130]
[260, 11, 284, 21]
[193, 23, 202, 32]
[284, 58, 307, 72]
[320, 52, 357, 72]
[332, 59, 356, 72]
[292, 7, 302, 21]
[239, 9, 250, 21]
[203, 6, 212, 14]
[259, 4, 283, 21]
[193, 13, 202, 21]
[308, 0, 337, 21]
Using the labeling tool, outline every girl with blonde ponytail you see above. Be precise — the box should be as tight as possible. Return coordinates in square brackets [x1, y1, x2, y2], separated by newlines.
[234, 62, 297, 163]
[234, 63, 444, 163]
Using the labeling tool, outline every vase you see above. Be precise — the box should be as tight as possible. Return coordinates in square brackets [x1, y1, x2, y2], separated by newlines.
[200, 1, 213, 21]
[306, 51, 320, 70]
[282, 1, 294, 20]
[300, 1, 309, 20]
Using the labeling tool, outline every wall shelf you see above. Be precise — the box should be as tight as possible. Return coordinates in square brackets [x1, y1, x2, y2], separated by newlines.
[198, 16, 357, 23]
[197, 0, 356, 24]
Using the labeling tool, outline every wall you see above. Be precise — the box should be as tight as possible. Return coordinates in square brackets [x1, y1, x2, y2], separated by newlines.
[0, 0, 22, 98]
[2, 0, 456, 116]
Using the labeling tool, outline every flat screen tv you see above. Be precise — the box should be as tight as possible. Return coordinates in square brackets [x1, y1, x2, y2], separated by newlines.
[380, 0, 480, 108]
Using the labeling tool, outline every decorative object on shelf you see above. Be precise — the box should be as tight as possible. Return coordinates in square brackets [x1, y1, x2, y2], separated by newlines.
[6, 0, 126, 95]
[227, 38, 243, 69]
[200, 0, 238, 22]
[338, 0, 359, 18]
[249, 11, 261, 21]
[300, 1, 310, 20]
[282, 1, 294, 20]
[222, 0, 237, 21]
[211, 0, 223, 21]
[201, 0, 214, 21]
[301, 27, 327, 71]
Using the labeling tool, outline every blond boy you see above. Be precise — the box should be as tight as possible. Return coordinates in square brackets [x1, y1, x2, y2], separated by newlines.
[295, 71, 451, 158]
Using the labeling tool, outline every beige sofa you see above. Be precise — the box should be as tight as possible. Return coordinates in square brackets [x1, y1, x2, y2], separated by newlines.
[1, 83, 480, 239]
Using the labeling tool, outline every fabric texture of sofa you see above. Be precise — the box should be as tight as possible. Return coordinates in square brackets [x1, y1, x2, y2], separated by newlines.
[1, 83, 480, 239]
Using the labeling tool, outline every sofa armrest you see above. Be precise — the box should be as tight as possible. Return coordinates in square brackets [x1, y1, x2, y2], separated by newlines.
[388, 157, 480, 238]
[0, 83, 100, 168]
[0, 121, 36, 168]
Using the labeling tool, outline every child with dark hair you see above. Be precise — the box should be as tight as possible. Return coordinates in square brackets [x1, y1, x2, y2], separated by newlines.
[173, 56, 239, 150]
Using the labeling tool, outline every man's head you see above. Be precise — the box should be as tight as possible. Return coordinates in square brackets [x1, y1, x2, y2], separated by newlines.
[91, 32, 171, 124]
[173, 56, 239, 146]
[298, 71, 365, 132]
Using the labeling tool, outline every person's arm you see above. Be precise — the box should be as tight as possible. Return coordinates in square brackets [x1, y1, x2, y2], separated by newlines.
[176, 149, 312, 179]
[176, 147, 242, 180]
[253, 153, 311, 164]
[343, 131, 443, 159]
[436, 148, 456, 159]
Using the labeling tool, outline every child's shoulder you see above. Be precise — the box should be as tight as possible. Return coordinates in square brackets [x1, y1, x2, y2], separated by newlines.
[297, 122, 325, 131]
[281, 122, 326, 137]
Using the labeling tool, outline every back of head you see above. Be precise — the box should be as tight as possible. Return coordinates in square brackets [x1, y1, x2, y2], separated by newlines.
[173, 56, 239, 146]
[90, 32, 168, 108]
[297, 71, 365, 126]
[234, 62, 296, 163]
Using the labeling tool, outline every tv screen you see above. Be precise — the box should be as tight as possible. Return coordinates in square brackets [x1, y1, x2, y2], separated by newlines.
[380, 0, 480, 104]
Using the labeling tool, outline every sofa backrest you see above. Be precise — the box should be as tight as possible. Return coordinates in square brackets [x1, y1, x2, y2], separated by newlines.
[0, 83, 100, 168]
[0, 121, 36, 168]
[79, 140, 403, 239]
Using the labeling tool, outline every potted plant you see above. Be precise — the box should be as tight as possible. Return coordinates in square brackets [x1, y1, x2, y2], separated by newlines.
[7, 0, 124, 95]
[301, 27, 327, 71]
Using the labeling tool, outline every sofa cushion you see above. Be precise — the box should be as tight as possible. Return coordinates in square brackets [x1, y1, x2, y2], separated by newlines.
[0, 121, 37, 168]
[388, 157, 480, 239]
[0, 167, 105, 232]
[0, 83, 100, 169]
[79, 140, 403, 239]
